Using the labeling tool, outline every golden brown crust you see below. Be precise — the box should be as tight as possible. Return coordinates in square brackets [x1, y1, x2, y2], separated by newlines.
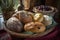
[34, 13, 44, 22]
[12, 11, 34, 24]
[19, 11, 33, 24]
[24, 22, 46, 33]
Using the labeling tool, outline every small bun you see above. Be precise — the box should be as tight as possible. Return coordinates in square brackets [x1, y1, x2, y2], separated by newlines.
[6, 17, 23, 32]
[43, 15, 52, 26]
[19, 11, 33, 24]
[24, 22, 46, 33]
[34, 13, 44, 22]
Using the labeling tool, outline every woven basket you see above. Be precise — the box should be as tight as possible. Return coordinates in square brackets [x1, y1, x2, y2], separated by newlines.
[3, 21, 56, 38]
[33, 5, 58, 17]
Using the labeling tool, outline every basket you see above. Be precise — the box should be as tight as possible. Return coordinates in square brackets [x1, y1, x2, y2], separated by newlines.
[33, 5, 58, 16]
[3, 19, 57, 38]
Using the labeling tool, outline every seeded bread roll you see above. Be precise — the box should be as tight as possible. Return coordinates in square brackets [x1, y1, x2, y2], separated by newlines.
[6, 17, 23, 33]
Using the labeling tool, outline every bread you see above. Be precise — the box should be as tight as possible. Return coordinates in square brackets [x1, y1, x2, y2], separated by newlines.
[13, 11, 34, 24]
[34, 13, 44, 22]
[43, 15, 52, 26]
[24, 22, 46, 33]
[6, 17, 23, 32]
[19, 11, 33, 24]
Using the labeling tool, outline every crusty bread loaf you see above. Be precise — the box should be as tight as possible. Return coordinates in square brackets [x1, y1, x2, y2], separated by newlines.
[6, 17, 23, 33]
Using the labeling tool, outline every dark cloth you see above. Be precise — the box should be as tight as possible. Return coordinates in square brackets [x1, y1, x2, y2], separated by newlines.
[0, 30, 12, 40]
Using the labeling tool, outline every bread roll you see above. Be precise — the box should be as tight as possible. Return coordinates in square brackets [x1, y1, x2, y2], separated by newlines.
[6, 17, 23, 32]
[34, 13, 44, 22]
[43, 15, 52, 26]
[19, 11, 33, 24]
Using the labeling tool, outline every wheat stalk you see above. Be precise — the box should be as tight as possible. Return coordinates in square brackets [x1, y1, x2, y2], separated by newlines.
[0, 0, 14, 11]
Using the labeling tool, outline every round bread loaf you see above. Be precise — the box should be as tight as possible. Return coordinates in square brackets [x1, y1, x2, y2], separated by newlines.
[6, 17, 23, 33]
[19, 11, 33, 24]
[12, 11, 33, 24]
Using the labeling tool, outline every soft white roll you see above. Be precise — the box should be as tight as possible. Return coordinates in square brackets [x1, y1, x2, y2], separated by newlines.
[43, 15, 52, 26]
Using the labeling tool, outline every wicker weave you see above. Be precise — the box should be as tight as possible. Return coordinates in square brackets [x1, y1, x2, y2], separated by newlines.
[4, 22, 55, 38]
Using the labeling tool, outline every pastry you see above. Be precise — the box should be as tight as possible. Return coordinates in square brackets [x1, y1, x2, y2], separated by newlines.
[34, 13, 44, 22]
[24, 22, 46, 33]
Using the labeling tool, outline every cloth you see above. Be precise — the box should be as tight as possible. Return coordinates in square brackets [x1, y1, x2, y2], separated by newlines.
[0, 30, 12, 40]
